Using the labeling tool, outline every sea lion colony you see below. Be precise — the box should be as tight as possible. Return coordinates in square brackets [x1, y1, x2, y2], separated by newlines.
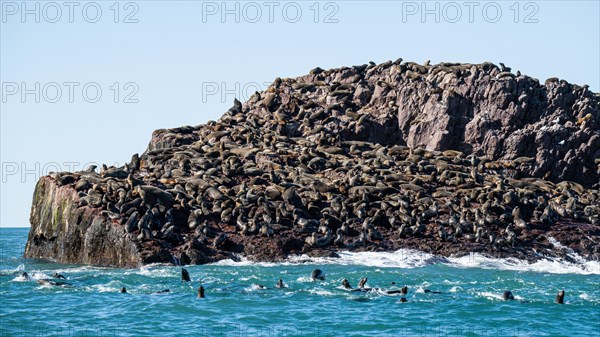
[25, 59, 600, 267]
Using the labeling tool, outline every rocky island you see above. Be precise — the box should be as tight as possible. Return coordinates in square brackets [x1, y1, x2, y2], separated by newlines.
[25, 60, 600, 268]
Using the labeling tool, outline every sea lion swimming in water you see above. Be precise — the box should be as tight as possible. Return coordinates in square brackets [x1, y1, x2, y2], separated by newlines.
[154, 289, 170, 294]
[351, 278, 373, 292]
[344, 278, 408, 295]
[502, 290, 515, 300]
[197, 285, 205, 298]
[36, 279, 69, 286]
[181, 268, 191, 282]
[384, 285, 409, 295]
[341, 278, 371, 292]
[386, 282, 410, 292]
[120, 287, 127, 293]
[424, 289, 442, 294]
[275, 279, 285, 289]
[357, 278, 368, 289]
[556, 290, 565, 304]
[52, 272, 66, 279]
[20, 272, 30, 281]
[311, 269, 325, 281]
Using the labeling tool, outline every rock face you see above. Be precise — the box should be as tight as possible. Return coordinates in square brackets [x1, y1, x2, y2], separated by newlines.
[25, 177, 140, 267]
[25, 60, 600, 268]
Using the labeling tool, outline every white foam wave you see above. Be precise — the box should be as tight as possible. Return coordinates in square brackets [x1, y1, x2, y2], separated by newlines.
[210, 243, 598, 275]
[55, 265, 108, 274]
[448, 252, 600, 275]
[12, 274, 29, 282]
[296, 276, 314, 283]
[478, 291, 524, 301]
[135, 265, 174, 277]
[200, 276, 220, 284]
[328, 249, 599, 274]
[89, 280, 124, 293]
[94, 284, 119, 293]
[244, 284, 267, 292]
[0, 264, 26, 276]
[307, 288, 335, 297]
[211, 249, 438, 269]
[449, 286, 462, 293]
[287, 250, 439, 268]
[211, 255, 282, 267]
[12, 271, 50, 282]
[442, 279, 460, 285]
[36, 283, 55, 289]
[477, 291, 504, 301]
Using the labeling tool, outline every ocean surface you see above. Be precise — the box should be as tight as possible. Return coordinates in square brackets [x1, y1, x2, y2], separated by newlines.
[1, 228, 599, 337]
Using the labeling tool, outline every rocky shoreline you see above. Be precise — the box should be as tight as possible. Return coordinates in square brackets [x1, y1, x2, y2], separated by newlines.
[25, 60, 600, 268]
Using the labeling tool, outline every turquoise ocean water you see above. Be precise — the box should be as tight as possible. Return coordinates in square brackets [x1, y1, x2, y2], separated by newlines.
[1, 228, 599, 336]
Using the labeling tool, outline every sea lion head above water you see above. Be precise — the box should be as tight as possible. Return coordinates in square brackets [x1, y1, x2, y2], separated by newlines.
[358, 278, 368, 289]
[52, 272, 66, 279]
[555, 290, 565, 304]
[275, 279, 285, 289]
[502, 290, 515, 300]
[311, 269, 325, 281]
[182, 268, 191, 282]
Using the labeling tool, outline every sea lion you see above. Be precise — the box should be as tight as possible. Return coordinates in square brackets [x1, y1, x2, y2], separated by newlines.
[20, 272, 30, 280]
[120, 287, 127, 293]
[197, 285, 205, 298]
[311, 269, 325, 281]
[499, 62, 511, 72]
[182, 268, 191, 282]
[342, 279, 352, 289]
[512, 207, 528, 229]
[333, 229, 344, 246]
[275, 279, 285, 289]
[502, 290, 515, 300]
[348, 278, 373, 292]
[399, 297, 408, 303]
[555, 290, 565, 304]
[36, 279, 68, 286]
[52, 272, 66, 279]
[358, 278, 368, 288]
[305, 233, 317, 246]
[424, 289, 442, 294]
[155, 289, 170, 294]
[386, 285, 408, 295]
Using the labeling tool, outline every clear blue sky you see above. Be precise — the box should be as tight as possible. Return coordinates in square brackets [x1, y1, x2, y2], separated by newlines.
[1, 0, 599, 227]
